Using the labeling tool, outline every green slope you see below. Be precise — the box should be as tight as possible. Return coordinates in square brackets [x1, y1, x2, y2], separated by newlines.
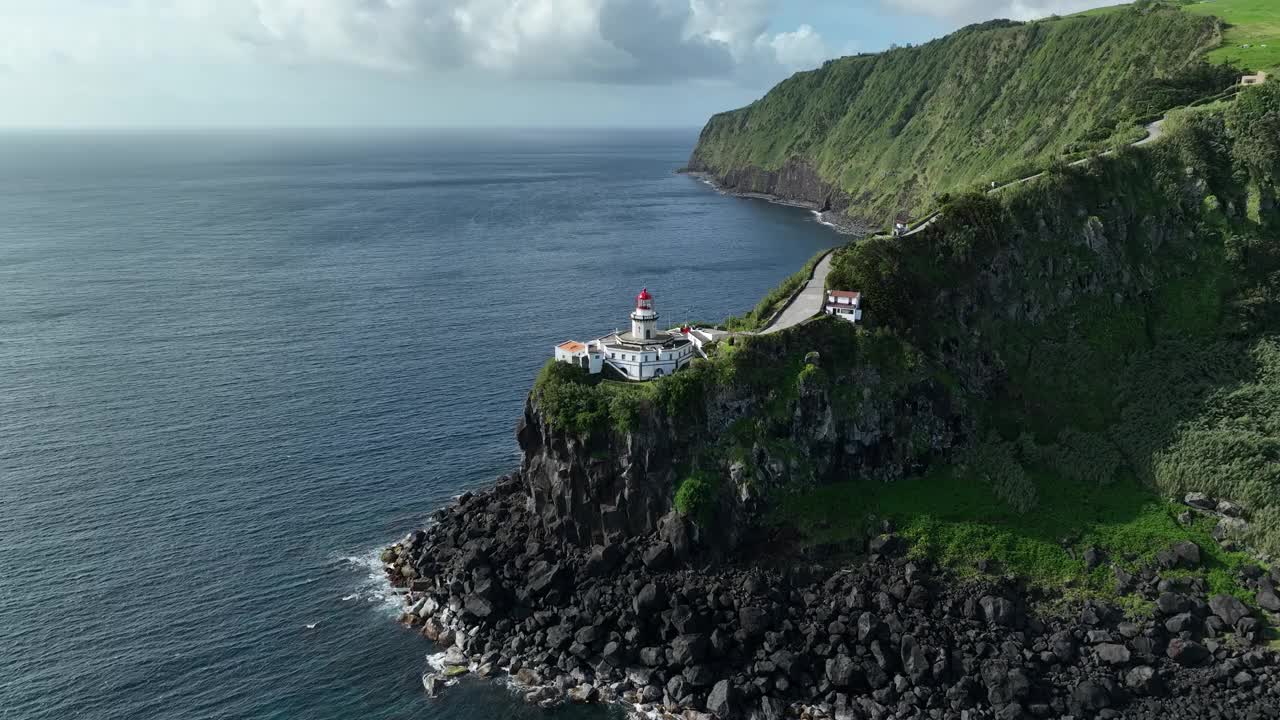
[689, 3, 1233, 225]
[1184, 0, 1280, 72]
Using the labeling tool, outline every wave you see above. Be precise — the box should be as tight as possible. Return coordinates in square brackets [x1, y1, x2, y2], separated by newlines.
[338, 546, 405, 616]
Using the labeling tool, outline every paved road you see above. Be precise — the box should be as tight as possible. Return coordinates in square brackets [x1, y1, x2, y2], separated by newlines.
[899, 118, 1167, 238]
[760, 251, 835, 334]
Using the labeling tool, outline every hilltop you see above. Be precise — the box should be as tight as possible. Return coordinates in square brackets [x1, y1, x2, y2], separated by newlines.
[686, 2, 1240, 228]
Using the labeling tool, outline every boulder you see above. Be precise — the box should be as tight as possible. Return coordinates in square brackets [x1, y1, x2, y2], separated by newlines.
[1094, 643, 1131, 666]
[1166, 638, 1210, 666]
[1071, 680, 1112, 712]
[1155, 541, 1201, 570]
[642, 542, 674, 571]
[528, 562, 569, 597]
[1185, 492, 1216, 511]
[754, 696, 786, 720]
[634, 583, 668, 614]
[901, 635, 930, 684]
[1216, 499, 1244, 517]
[1155, 592, 1190, 617]
[1125, 666, 1166, 696]
[1214, 517, 1249, 542]
[1258, 587, 1280, 613]
[671, 634, 710, 667]
[979, 596, 1018, 627]
[981, 660, 1029, 705]
[1084, 547, 1105, 570]
[738, 606, 771, 639]
[1209, 594, 1250, 627]
[684, 664, 716, 687]
[825, 654, 859, 688]
[706, 679, 738, 719]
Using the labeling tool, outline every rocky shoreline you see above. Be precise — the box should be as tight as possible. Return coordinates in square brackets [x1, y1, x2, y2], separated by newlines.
[679, 170, 875, 237]
[384, 472, 1280, 720]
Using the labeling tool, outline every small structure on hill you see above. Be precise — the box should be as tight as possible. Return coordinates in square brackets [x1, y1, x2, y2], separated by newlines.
[1241, 71, 1268, 87]
[824, 290, 863, 324]
[553, 288, 696, 381]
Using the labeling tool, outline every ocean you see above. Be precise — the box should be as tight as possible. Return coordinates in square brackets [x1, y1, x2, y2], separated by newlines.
[0, 128, 840, 720]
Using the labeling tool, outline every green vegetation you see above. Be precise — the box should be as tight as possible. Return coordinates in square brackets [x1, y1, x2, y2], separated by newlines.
[765, 85, 1280, 603]
[774, 468, 1256, 607]
[674, 470, 720, 525]
[725, 249, 828, 332]
[691, 3, 1234, 224]
[1183, 0, 1280, 72]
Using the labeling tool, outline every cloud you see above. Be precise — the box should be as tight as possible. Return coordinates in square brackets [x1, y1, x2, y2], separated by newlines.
[882, 0, 1128, 23]
[0, 0, 835, 86]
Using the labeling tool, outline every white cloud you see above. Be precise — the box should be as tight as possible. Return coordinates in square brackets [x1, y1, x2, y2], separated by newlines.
[882, 0, 1128, 23]
[0, 0, 836, 86]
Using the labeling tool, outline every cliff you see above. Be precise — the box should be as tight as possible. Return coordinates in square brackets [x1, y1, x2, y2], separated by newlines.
[687, 3, 1233, 227]
[518, 322, 967, 553]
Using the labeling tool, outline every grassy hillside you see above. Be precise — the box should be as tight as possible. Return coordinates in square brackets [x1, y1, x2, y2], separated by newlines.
[689, 3, 1234, 226]
[813, 82, 1280, 573]
[1184, 0, 1280, 72]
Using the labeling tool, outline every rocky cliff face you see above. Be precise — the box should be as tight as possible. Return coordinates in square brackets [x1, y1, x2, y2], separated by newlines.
[517, 321, 968, 554]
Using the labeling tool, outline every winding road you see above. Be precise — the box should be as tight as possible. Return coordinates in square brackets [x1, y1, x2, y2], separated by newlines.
[760, 251, 835, 335]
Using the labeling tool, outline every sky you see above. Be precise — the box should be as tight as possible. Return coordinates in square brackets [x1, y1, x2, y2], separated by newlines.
[0, 0, 1131, 128]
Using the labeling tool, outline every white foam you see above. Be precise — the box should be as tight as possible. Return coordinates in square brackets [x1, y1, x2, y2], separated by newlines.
[339, 546, 405, 616]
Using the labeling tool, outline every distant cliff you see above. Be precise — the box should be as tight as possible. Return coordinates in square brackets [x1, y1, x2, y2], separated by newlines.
[687, 4, 1231, 228]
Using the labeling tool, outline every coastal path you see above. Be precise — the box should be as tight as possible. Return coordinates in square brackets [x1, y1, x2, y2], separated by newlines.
[760, 251, 835, 335]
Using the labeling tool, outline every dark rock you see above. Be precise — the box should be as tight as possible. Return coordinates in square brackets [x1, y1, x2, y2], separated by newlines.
[642, 542, 674, 571]
[1258, 587, 1280, 613]
[671, 634, 710, 667]
[1155, 592, 1190, 617]
[869, 534, 904, 556]
[1184, 492, 1216, 511]
[684, 664, 716, 688]
[980, 596, 1018, 627]
[739, 606, 771, 639]
[706, 679, 738, 719]
[528, 562, 570, 596]
[981, 660, 1029, 705]
[1095, 643, 1131, 666]
[901, 635, 930, 685]
[1155, 541, 1201, 570]
[1071, 680, 1112, 712]
[755, 696, 786, 720]
[635, 583, 668, 615]
[1084, 547, 1105, 570]
[826, 654, 859, 688]
[1166, 638, 1210, 666]
[1125, 665, 1166, 696]
[1209, 594, 1250, 626]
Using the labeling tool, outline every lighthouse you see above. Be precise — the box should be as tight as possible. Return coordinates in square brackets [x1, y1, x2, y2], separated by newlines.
[552, 286, 696, 381]
[631, 288, 659, 340]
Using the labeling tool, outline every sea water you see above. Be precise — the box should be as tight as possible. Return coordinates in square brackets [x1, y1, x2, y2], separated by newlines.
[0, 128, 840, 720]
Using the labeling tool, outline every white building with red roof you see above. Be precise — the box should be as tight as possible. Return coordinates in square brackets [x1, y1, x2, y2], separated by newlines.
[824, 290, 863, 324]
[553, 288, 696, 381]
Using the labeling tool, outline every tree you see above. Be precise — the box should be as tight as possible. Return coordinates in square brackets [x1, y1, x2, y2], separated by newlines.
[1226, 83, 1280, 183]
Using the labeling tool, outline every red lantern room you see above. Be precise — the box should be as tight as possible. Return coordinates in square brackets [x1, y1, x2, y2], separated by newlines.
[636, 287, 653, 310]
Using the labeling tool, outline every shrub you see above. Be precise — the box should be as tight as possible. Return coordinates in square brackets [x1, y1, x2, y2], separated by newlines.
[674, 470, 720, 525]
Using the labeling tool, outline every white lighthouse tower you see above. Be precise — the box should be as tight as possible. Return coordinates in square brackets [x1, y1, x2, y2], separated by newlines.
[631, 288, 658, 340]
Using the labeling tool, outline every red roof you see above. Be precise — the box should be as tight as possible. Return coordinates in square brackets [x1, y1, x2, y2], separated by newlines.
[637, 288, 653, 301]
[829, 290, 861, 299]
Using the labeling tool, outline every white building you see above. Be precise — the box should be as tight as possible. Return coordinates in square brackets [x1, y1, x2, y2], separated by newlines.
[553, 288, 696, 381]
[824, 290, 863, 324]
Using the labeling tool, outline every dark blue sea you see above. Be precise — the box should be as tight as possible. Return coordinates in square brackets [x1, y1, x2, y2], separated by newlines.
[0, 129, 839, 720]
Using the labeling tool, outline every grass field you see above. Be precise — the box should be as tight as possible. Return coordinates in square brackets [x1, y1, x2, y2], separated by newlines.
[1184, 0, 1280, 72]
[1071, 1, 1278, 72]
